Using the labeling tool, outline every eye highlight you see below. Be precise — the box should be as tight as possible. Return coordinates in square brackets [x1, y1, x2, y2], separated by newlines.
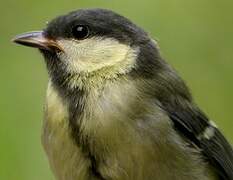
[72, 25, 89, 40]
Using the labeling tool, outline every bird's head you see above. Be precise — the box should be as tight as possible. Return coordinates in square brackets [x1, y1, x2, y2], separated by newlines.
[13, 9, 163, 92]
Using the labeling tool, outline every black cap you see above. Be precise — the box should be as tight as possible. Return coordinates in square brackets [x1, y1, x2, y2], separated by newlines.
[44, 8, 150, 45]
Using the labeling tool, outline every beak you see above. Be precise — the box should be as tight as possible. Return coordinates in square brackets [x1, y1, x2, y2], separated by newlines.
[12, 31, 63, 52]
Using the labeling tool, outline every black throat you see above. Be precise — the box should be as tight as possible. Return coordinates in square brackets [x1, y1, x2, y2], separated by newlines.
[40, 40, 183, 179]
[41, 50, 105, 178]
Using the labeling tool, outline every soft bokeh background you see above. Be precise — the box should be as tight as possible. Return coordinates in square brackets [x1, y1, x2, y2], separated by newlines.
[0, 0, 232, 179]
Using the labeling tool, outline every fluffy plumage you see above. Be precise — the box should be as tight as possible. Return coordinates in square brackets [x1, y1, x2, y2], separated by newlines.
[14, 8, 233, 180]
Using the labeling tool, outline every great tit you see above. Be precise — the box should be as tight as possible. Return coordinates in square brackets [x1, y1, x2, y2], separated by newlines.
[13, 8, 233, 180]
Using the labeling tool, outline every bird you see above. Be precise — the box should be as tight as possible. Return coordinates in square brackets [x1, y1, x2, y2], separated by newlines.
[13, 8, 233, 180]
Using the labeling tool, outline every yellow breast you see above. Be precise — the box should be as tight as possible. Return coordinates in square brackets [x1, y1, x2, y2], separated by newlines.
[41, 81, 91, 180]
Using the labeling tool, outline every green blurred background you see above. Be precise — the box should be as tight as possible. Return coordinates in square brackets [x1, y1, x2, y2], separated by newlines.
[0, 0, 232, 179]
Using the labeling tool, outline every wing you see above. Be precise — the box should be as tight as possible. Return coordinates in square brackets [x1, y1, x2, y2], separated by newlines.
[160, 103, 233, 180]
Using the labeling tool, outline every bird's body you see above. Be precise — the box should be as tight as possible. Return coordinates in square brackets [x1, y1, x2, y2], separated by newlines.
[42, 79, 216, 180]
[13, 8, 233, 180]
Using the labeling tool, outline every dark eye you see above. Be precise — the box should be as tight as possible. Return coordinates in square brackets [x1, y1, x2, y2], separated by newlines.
[72, 25, 89, 40]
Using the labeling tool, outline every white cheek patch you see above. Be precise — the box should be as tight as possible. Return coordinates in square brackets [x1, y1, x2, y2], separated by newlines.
[57, 37, 139, 74]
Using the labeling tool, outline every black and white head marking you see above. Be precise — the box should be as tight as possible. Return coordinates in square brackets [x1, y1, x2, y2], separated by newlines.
[40, 9, 164, 94]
